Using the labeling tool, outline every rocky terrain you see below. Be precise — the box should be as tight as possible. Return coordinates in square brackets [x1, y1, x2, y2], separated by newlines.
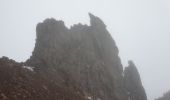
[155, 90, 170, 100]
[0, 13, 147, 100]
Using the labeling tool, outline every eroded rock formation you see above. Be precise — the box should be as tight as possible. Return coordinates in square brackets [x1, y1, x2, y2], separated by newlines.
[124, 61, 147, 100]
[0, 13, 147, 100]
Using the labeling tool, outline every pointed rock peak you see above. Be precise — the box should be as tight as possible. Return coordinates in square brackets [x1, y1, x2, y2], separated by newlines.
[88, 13, 106, 28]
[124, 60, 142, 86]
[124, 60, 147, 100]
[126, 60, 139, 77]
[126, 61, 142, 79]
[88, 13, 96, 19]
[128, 60, 135, 68]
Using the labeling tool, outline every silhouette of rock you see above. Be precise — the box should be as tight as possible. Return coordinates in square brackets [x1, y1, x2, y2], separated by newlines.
[124, 61, 147, 100]
[0, 14, 147, 100]
[155, 90, 170, 100]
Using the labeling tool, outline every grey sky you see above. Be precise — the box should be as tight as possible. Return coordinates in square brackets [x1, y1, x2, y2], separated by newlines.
[0, 0, 170, 100]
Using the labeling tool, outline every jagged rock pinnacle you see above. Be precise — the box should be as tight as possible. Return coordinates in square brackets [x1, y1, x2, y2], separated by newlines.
[89, 13, 106, 28]
[0, 14, 147, 100]
[124, 60, 147, 100]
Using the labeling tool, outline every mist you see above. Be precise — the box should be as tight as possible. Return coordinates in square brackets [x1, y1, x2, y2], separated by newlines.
[0, 0, 170, 100]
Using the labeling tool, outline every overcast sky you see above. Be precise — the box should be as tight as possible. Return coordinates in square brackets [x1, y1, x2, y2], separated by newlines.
[0, 0, 170, 100]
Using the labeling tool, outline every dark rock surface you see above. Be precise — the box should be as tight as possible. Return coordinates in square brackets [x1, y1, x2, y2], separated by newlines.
[124, 61, 147, 100]
[0, 13, 147, 100]
[0, 57, 87, 100]
[155, 90, 170, 100]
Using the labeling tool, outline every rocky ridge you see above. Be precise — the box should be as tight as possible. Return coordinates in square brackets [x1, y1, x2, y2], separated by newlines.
[0, 13, 147, 100]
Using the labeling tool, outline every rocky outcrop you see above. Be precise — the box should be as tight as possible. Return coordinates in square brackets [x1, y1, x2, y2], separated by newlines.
[155, 90, 170, 100]
[0, 57, 87, 100]
[124, 61, 147, 100]
[0, 13, 147, 100]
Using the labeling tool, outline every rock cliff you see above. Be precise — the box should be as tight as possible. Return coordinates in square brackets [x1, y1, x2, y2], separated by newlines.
[0, 13, 147, 100]
[124, 61, 147, 100]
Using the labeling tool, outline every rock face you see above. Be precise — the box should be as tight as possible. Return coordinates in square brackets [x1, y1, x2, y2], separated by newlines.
[124, 61, 147, 100]
[0, 57, 87, 100]
[155, 90, 170, 100]
[0, 13, 147, 100]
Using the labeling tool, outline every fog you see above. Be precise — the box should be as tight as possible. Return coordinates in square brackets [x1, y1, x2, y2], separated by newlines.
[0, 0, 170, 100]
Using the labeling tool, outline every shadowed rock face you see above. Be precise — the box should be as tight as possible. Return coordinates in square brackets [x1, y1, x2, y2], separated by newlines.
[124, 61, 147, 100]
[0, 13, 147, 100]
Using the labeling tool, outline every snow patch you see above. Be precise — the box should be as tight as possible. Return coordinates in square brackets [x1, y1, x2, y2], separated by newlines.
[22, 66, 34, 71]
[87, 96, 92, 100]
